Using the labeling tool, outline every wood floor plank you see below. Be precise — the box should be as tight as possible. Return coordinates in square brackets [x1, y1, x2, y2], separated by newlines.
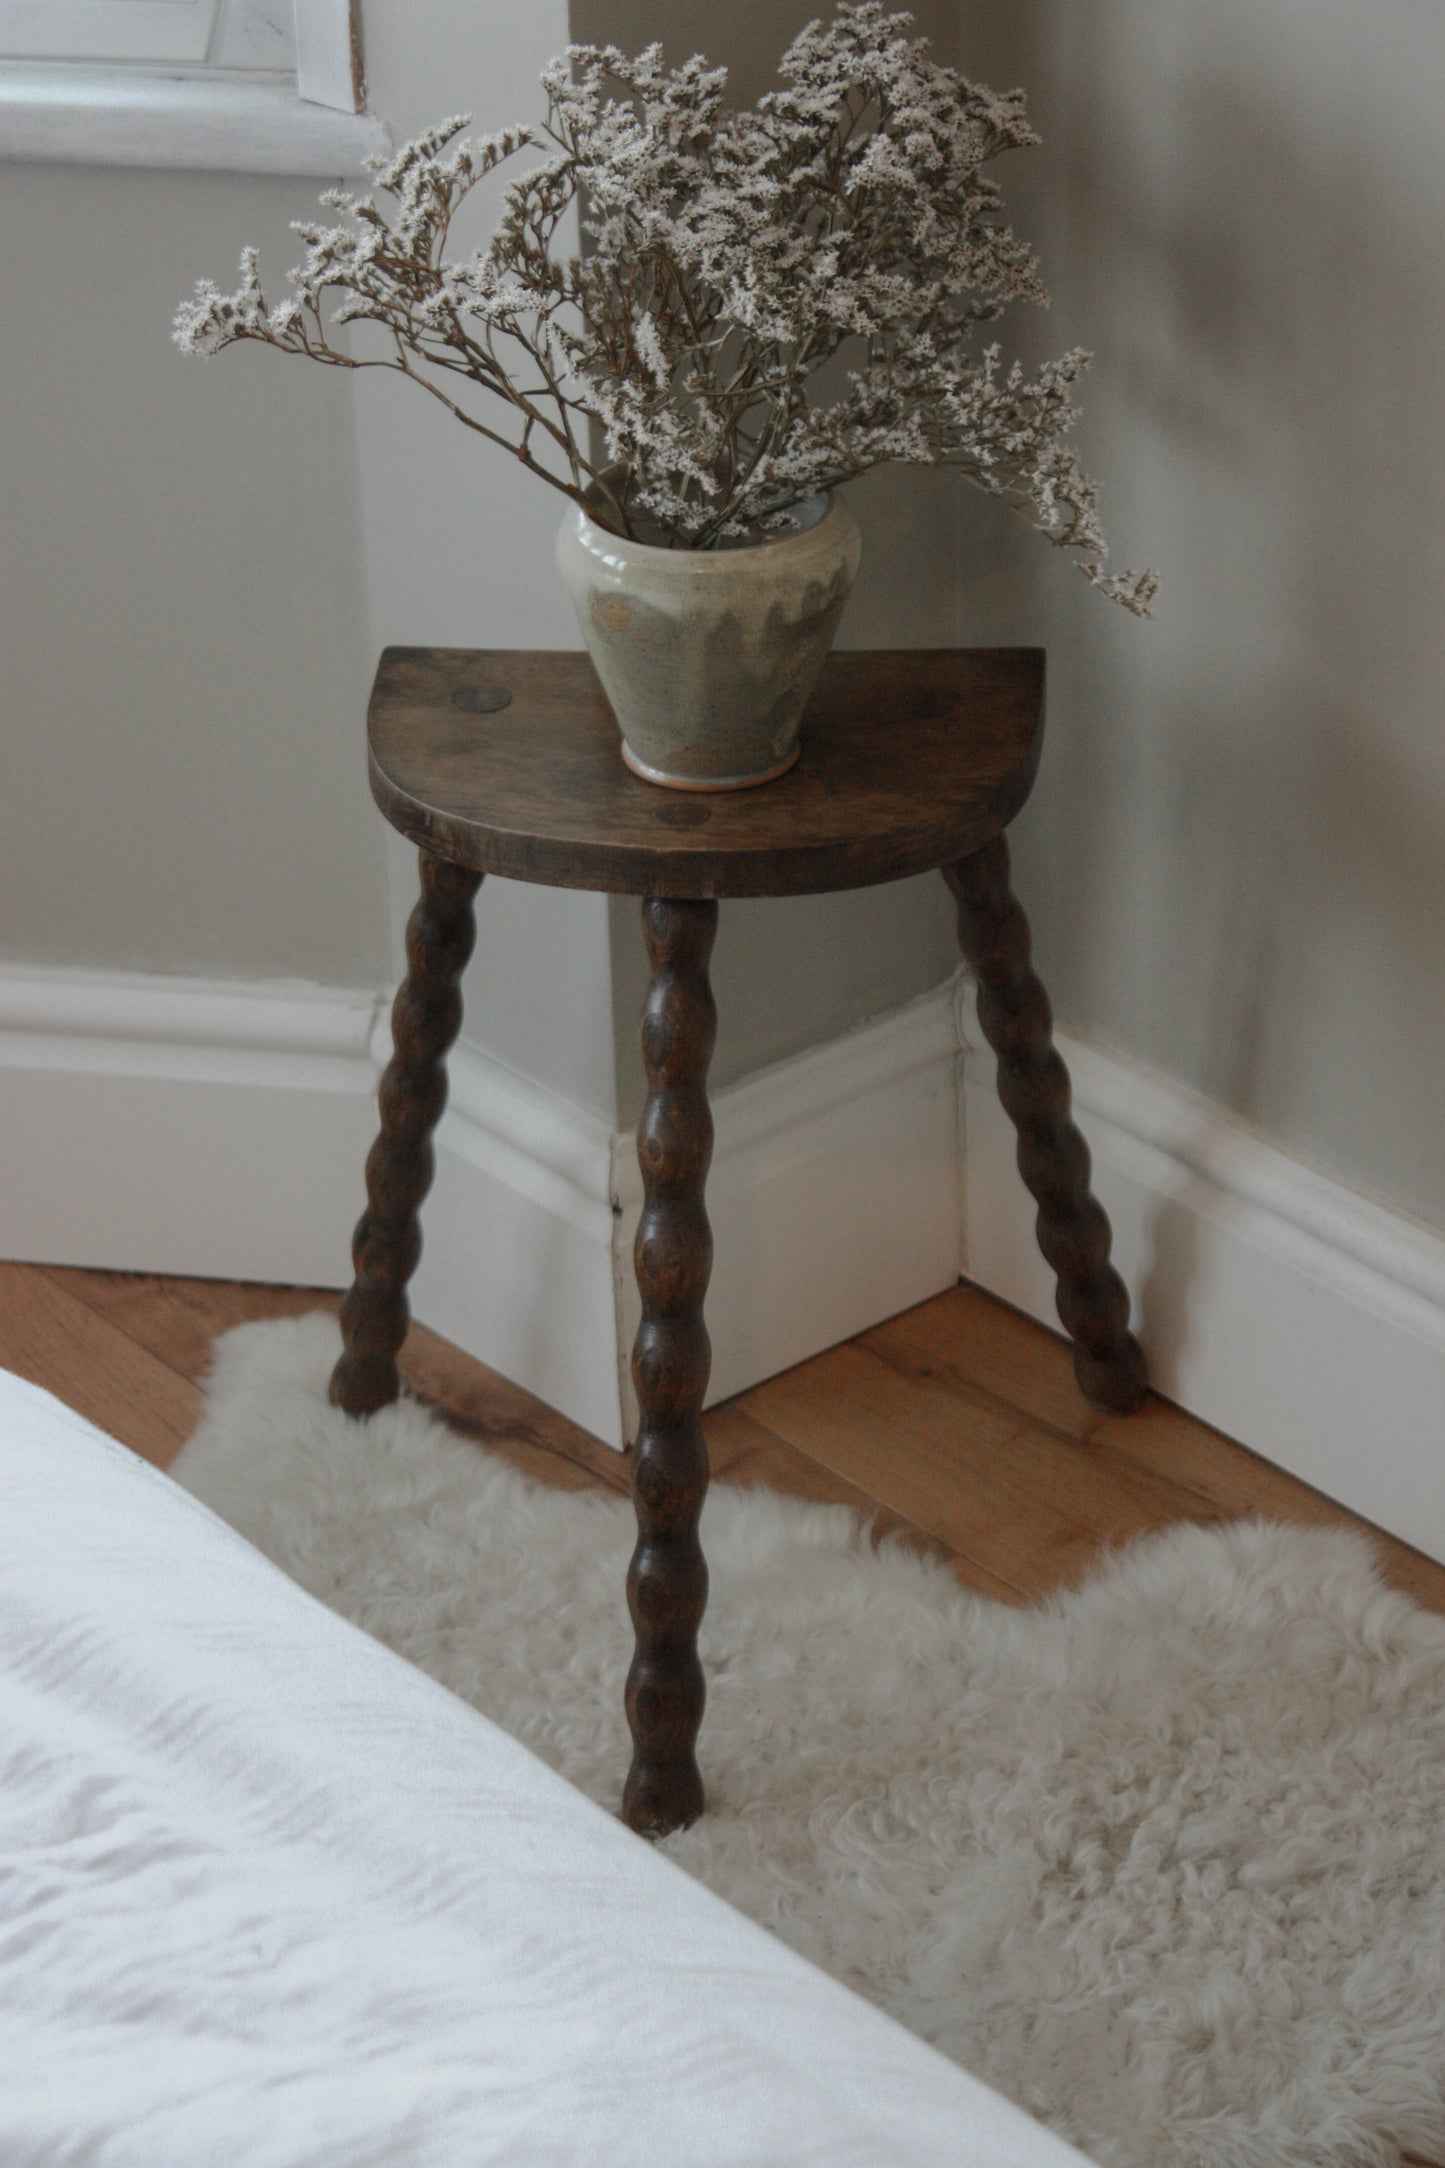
[45, 1268, 628, 1499]
[0, 1260, 200, 1468]
[43, 1265, 338, 1385]
[868, 1285, 1445, 1615]
[705, 1400, 941, 1538]
[400, 1322, 630, 1497]
[737, 1334, 1273, 1599]
[702, 1401, 1024, 1602]
[868, 1291, 1349, 1531]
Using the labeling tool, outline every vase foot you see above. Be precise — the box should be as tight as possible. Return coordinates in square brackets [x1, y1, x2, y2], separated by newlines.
[619, 740, 802, 793]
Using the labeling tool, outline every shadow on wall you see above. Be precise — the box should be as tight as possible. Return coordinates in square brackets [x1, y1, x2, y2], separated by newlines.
[959, 0, 1445, 1237]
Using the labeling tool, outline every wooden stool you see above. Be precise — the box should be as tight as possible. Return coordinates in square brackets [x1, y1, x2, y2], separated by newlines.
[331, 647, 1148, 1838]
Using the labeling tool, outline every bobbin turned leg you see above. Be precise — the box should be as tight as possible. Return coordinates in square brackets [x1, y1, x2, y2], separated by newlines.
[945, 838, 1148, 1415]
[330, 851, 483, 1416]
[623, 898, 717, 1837]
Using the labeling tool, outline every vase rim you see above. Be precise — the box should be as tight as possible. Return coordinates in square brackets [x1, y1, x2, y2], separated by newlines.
[571, 489, 848, 568]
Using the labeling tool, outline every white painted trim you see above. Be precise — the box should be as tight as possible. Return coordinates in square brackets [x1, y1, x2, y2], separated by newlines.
[0, 960, 964, 1453]
[957, 980, 1445, 1566]
[0, 964, 383, 1286]
[610, 983, 963, 1442]
[416, 980, 963, 1448]
[406, 1042, 625, 1447]
[3, 964, 381, 1068]
[0, 57, 388, 170]
[8, 956, 1439, 1561]
[292, 0, 360, 113]
[0, 1, 217, 67]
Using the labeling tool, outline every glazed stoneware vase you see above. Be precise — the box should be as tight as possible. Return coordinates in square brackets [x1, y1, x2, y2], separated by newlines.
[555, 492, 862, 791]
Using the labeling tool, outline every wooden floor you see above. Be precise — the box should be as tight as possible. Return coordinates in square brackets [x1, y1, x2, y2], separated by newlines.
[3, 1254, 1444, 1619]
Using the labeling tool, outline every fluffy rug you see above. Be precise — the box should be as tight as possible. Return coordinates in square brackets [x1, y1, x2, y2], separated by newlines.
[174, 1315, 1445, 2168]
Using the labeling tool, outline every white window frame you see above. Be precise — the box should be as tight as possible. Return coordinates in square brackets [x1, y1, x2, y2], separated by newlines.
[0, 0, 390, 174]
[0, 2, 219, 66]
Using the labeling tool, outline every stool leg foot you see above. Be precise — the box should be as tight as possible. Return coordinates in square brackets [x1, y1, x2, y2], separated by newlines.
[945, 841, 1149, 1416]
[623, 898, 717, 1838]
[330, 851, 483, 1417]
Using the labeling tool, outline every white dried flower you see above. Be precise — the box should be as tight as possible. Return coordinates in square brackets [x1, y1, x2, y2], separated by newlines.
[172, 1, 1155, 608]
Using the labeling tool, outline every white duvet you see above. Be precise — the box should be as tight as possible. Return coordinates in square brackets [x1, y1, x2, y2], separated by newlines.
[0, 1364, 1086, 2166]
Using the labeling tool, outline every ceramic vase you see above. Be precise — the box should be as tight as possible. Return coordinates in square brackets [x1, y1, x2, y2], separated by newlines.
[555, 492, 862, 791]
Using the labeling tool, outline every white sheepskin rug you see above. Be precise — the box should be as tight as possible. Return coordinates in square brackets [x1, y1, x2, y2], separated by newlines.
[175, 1315, 1445, 2168]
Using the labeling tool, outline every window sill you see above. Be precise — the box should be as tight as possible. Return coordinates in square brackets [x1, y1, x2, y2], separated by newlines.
[0, 61, 390, 175]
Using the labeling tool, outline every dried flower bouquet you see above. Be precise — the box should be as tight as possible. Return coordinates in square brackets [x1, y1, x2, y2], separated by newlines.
[176, 2, 1154, 612]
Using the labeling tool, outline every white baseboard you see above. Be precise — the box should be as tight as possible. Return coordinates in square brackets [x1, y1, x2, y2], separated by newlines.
[422, 982, 963, 1448]
[0, 962, 962, 1452]
[611, 985, 962, 1442]
[407, 1040, 625, 1447]
[958, 982, 1445, 1566]
[7, 960, 1442, 1561]
[0, 965, 383, 1288]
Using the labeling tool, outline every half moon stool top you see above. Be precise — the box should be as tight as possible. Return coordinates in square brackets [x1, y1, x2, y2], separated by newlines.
[334, 645, 1150, 1840]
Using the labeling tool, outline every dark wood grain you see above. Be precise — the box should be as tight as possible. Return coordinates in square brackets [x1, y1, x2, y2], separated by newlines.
[367, 647, 1044, 898]
[945, 839, 1149, 1415]
[623, 899, 718, 1837]
[330, 852, 482, 1415]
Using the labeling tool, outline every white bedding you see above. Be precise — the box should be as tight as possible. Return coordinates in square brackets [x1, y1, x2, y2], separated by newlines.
[0, 1365, 1088, 2167]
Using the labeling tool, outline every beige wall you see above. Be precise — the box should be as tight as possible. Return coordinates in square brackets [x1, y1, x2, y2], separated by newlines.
[7, 0, 1441, 1235]
[355, 0, 622, 1123]
[0, 163, 389, 983]
[954, 0, 1445, 1230]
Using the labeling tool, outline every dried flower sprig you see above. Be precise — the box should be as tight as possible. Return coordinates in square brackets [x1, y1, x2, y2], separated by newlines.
[175, 3, 1156, 611]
